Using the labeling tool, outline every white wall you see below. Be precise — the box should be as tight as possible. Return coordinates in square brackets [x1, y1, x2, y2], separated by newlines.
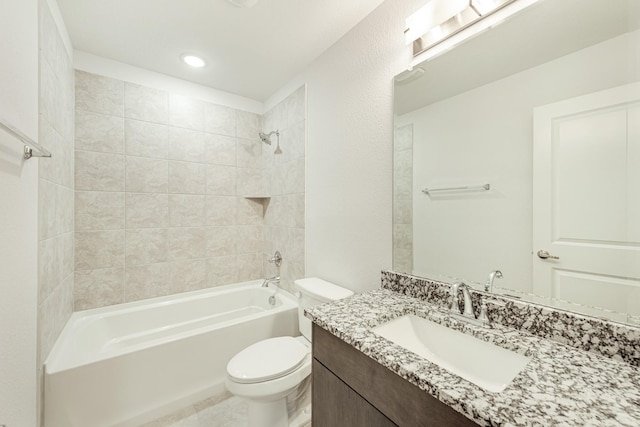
[0, 0, 39, 425]
[398, 30, 640, 291]
[265, 0, 424, 293]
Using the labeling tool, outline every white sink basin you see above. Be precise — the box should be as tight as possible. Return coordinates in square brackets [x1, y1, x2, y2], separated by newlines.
[371, 315, 529, 393]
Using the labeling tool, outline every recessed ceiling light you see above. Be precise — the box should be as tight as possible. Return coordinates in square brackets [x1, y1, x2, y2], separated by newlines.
[182, 54, 206, 68]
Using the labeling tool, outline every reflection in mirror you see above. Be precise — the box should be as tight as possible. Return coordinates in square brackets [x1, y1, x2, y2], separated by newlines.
[393, 0, 640, 325]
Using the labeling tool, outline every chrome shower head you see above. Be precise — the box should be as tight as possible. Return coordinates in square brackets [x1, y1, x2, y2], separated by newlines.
[259, 130, 279, 145]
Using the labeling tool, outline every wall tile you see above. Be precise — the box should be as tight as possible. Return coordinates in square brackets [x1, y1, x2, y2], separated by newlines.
[236, 110, 261, 140]
[169, 161, 205, 194]
[392, 224, 413, 250]
[75, 230, 125, 270]
[237, 225, 263, 254]
[287, 119, 306, 162]
[126, 193, 169, 228]
[394, 149, 412, 177]
[237, 198, 264, 225]
[393, 172, 412, 200]
[125, 228, 168, 266]
[38, 278, 73, 366]
[237, 168, 263, 196]
[205, 133, 236, 166]
[74, 268, 124, 310]
[237, 253, 263, 282]
[169, 194, 206, 227]
[75, 151, 125, 191]
[169, 127, 206, 162]
[60, 232, 74, 285]
[206, 226, 237, 257]
[393, 198, 412, 225]
[285, 228, 305, 262]
[205, 196, 236, 226]
[75, 191, 125, 230]
[75, 110, 124, 153]
[75, 70, 124, 116]
[286, 194, 305, 228]
[204, 103, 236, 136]
[170, 259, 207, 294]
[38, 179, 57, 240]
[169, 94, 204, 131]
[125, 119, 169, 159]
[126, 156, 168, 193]
[283, 159, 304, 194]
[206, 256, 238, 287]
[205, 165, 237, 196]
[394, 124, 413, 152]
[38, 236, 62, 304]
[168, 227, 207, 260]
[124, 83, 169, 123]
[59, 185, 75, 235]
[39, 180, 74, 239]
[237, 138, 262, 169]
[39, 115, 70, 187]
[125, 263, 171, 302]
[262, 101, 284, 134]
[284, 85, 306, 128]
[40, 60, 61, 135]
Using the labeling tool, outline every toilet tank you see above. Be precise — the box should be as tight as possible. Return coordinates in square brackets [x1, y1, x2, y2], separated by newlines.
[294, 278, 354, 341]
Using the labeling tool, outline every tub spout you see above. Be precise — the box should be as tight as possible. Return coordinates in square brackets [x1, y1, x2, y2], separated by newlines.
[261, 275, 280, 288]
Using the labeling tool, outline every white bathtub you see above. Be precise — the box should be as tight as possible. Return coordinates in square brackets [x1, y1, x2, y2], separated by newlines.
[44, 281, 299, 427]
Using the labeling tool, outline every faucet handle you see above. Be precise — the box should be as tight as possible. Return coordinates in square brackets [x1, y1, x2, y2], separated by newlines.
[268, 251, 282, 267]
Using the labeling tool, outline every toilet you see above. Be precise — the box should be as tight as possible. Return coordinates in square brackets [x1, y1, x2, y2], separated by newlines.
[225, 278, 354, 427]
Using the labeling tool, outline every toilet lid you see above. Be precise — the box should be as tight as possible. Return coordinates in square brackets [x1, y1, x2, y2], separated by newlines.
[227, 336, 309, 384]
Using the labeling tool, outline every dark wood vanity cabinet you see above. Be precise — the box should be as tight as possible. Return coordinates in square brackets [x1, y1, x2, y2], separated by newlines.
[312, 324, 477, 427]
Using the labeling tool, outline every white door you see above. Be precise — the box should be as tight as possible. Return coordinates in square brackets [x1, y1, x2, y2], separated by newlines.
[532, 82, 640, 318]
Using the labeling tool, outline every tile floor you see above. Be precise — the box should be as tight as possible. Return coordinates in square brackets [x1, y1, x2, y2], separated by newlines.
[142, 392, 249, 427]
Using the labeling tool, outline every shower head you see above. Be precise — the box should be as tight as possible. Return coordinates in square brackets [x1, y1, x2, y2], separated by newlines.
[259, 130, 279, 145]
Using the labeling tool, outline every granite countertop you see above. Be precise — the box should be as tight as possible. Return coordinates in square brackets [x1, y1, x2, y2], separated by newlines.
[306, 289, 640, 427]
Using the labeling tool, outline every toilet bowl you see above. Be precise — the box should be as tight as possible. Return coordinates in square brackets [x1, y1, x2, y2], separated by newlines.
[225, 278, 353, 427]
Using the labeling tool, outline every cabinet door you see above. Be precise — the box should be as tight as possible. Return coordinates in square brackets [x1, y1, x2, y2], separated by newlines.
[313, 359, 396, 427]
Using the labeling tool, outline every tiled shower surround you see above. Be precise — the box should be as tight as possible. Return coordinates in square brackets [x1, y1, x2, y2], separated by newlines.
[74, 70, 306, 309]
[392, 124, 413, 273]
[37, 1, 75, 424]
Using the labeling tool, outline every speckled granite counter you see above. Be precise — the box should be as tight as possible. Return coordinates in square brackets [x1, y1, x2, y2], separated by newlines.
[306, 289, 640, 426]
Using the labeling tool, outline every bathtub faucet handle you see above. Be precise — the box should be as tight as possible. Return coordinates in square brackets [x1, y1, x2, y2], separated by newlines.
[268, 251, 282, 267]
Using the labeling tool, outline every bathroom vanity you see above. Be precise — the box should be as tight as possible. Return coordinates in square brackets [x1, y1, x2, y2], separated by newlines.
[312, 324, 474, 426]
[307, 271, 640, 426]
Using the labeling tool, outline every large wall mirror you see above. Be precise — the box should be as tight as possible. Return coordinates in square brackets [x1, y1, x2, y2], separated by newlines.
[393, 0, 640, 325]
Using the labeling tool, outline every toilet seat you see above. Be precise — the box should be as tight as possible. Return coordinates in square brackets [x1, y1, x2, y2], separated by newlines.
[227, 336, 309, 384]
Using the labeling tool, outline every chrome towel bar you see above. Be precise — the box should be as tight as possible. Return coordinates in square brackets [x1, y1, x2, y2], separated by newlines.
[422, 184, 490, 194]
[0, 117, 52, 160]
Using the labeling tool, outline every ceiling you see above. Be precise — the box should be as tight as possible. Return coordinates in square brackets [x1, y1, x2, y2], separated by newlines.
[57, 0, 387, 101]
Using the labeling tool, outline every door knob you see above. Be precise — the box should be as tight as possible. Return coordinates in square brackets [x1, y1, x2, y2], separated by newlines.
[537, 250, 559, 260]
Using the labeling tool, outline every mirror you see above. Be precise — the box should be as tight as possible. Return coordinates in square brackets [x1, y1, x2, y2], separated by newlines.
[393, 0, 640, 325]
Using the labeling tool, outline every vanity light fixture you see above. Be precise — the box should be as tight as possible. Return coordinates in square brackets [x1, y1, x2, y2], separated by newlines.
[181, 54, 206, 68]
[405, 0, 517, 56]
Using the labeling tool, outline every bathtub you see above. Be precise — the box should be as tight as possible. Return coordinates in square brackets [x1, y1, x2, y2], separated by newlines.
[44, 280, 299, 427]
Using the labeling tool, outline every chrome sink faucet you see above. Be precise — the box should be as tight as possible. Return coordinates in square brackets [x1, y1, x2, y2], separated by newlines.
[485, 270, 503, 292]
[450, 282, 491, 328]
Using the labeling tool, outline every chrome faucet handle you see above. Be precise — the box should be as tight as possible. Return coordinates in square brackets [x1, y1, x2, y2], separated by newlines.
[477, 300, 490, 326]
[268, 251, 282, 267]
[450, 282, 462, 312]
